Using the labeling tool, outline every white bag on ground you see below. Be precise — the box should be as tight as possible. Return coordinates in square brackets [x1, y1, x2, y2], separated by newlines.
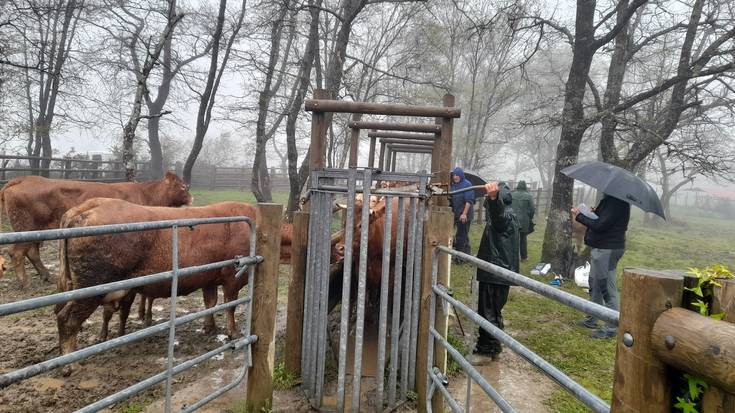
[574, 261, 591, 289]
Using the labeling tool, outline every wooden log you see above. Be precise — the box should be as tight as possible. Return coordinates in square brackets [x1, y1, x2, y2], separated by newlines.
[611, 269, 685, 413]
[305, 99, 461, 118]
[367, 131, 437, 141]
[386, 144, 434, 152]
[246, 203, 284, 412]
[348, 113, 362, 167]
[416, 206, 453, 413]
[309, 89, 329, 171]
[284, 212, 309, 375]
[390, 151, 397, 172]
[350, 121, 442, 133]
[651, 307, 735, 395]
[702, 278, 735, 413]
[434, 94, 455, 207]
[378, 142, 386, 171]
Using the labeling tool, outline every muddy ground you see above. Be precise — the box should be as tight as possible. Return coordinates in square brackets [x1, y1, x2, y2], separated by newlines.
[1, 243, 550, 412]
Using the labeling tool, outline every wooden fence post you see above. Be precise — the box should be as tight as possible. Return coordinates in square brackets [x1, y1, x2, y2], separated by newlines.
[284, 211, 309, 375]
[611, 269, 685, 412]
[246, 203, 283, 412]
[209, 167, 217, 190]
[702, 278, 735, 412]
[416, 206, 453, 413]
[63, 157, 72, 179]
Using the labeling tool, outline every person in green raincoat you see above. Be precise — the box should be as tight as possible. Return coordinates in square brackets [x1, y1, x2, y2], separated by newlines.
[511, 180, 535, 261]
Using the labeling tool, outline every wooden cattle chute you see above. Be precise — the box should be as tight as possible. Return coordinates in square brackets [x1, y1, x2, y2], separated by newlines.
[285, 89, 459, 412]
[612, 270, 735, 412]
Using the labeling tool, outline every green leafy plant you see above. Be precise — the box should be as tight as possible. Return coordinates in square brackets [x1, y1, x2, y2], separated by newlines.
[273, 362, 298, 391]
[674, 264, 734, 413]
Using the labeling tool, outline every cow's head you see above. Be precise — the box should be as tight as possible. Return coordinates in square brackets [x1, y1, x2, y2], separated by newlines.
[161, 171, 193, 207]
[333, 196, 388, 258]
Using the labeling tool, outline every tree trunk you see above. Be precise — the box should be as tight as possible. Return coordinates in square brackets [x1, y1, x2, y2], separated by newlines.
[541, 0, 597, 273]
[147, 115, 164, 178]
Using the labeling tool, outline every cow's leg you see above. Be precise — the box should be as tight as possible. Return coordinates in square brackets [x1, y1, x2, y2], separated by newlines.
[55, 299, 100, 375]
[222, 286, 240, 338]
[144, 296, 154, 327]
[10, 243, 29, 288]
[98, 303, 115, 342]
[26, 242, 50, 282]
[202, 286, 218, 334]
[118, 293, 136, 337]
[138, 294, 146, 321]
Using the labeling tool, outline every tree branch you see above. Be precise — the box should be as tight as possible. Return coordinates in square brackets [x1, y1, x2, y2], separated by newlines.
[593, 0, 648, 50]
[138, 110, 172, 120]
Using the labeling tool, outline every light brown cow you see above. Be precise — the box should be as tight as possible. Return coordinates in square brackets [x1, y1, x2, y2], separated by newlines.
[0, 172, 192, 287]
[56, 198, 262, 357]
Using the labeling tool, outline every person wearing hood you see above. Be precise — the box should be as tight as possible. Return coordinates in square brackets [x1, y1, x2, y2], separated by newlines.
[511, 180, 536, 261]
[472, 181, 520, 360]
[450, 167, 475, 257]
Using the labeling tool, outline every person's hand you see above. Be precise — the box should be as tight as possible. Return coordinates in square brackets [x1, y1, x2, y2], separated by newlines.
[571, 207, 579, 220]
[484, 182, 499, 200]
[460, 213, 467, 224]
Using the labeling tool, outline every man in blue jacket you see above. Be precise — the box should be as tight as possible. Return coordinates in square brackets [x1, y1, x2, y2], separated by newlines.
[450, 167, 475, 258]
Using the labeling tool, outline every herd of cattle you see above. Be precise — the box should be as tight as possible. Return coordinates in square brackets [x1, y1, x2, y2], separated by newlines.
[0, 172, 415, 363]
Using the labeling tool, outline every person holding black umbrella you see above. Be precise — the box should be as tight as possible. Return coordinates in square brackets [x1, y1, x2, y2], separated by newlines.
[450, 167, 475, 259]
[563, 161, 665, 339]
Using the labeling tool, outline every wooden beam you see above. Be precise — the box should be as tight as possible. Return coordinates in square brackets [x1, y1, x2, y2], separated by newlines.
[367, 133, 377, 169]
[284, 212, 309, 375]
[379, 138, 435, 146]
[390, 151, 397, 171]
[304, 99, 461, 118]
[651, 307, 735, 394]
[348, 113, 362, 167]
[386, 144, 435, 152]
[308, 89, 329, 171]
[378, 142, 386, 170]
[611, 269, 684, 413]
[703, 278, 735, 412]
[416, 206, 453, 413]
[246, 203, 284, 412]
[434, 94, 455, 207]
[349, 121, 442, 133]
[367, 131, 436, 141]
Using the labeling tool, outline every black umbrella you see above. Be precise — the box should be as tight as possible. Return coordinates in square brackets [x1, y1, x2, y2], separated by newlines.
[461, 171, 488, 200]
[561, 161, 666, 219]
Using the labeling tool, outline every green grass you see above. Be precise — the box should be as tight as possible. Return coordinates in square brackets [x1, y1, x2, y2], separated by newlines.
[116, 401, 148, 413]
[273, 362, 298, 390]
[449, 209, 735, 412]
[189, 188, 289, 207]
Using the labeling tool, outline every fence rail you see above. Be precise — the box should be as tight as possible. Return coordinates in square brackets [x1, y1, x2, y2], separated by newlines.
[0, 215, 269, 412]
[426, 246, 615, 413]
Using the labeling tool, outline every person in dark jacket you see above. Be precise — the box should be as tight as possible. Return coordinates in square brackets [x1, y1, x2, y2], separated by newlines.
[450, 167, 475, 257]
[511, 181, 535, 261]
[572, 194, 631, 339]
[474, 181, 520, 359]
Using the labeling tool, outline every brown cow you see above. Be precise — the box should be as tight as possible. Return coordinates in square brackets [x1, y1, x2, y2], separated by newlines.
[0, 172, 192, 286]
[56, 198, 259, 356]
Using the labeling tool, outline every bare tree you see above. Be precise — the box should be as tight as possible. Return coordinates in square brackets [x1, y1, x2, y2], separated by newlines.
[182, 0, 247, 184]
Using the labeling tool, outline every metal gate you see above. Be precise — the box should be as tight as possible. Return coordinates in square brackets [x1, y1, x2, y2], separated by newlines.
[301, 167, 430, 412]
[0, 217, 262, 412]
[425, 246, 619, 413]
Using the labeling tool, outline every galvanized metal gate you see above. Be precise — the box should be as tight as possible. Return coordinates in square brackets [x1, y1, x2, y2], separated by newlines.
[301, 167, 430, 412]
[0, 217, 262, 412]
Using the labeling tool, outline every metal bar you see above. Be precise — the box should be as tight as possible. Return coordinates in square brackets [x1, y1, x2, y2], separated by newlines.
[400, 197, 417, 398]
[0, 258, 260, 317]
[349, 121, 442, 133]
[304, 184, 319, 395]
[304, 99, 461, 118]
[409, 197, 425, 388]
[465, 373, 472, 413]
[437, 247, 619, 326]
[300, 199, 315, 391]
[351, 168, 372, 412]
[0, 216, 252, 245]
[428, 368, 463, 413]
[0, 298, 250, 388]
[315, 191, 333, 405]
[337, 169, 358, 412]
[180, 355, 248, 413]
[74, 335, 257, 413]
[313, 185, 423, 198]
[165, 226, 180, 412]
[430, 328, 516, 413]
[433, 284, 611, 413]
[387, 197, 406, 407]
[376, 196, 393, 410]
[0, 168, 126, 173]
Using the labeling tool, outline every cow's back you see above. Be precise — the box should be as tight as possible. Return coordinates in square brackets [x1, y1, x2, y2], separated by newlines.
[2, 176, 151, 232]
[61, 199, 256, 296]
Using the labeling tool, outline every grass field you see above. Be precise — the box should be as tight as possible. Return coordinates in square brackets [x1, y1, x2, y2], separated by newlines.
[190, 190, 735, 412]
[450, 208, 735, 412]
